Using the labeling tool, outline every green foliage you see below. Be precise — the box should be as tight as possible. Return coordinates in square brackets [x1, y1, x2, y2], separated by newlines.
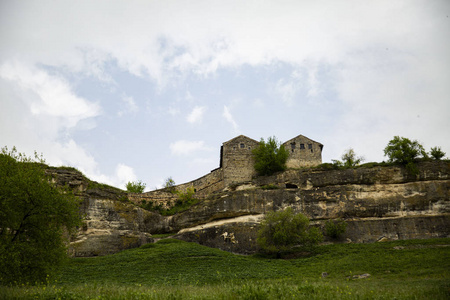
[430, 146, 446, 160]
[260, 184, 279, 190]
[162, 187, 198, 215]
[257, 207, 323, 254]
[331, 148, 364, 169]
[384, 136, 427, 175]
[125, 180, 146, 193]
[324, 219, 348, 239]
[384, 136, 426, 164]
[164, 177, 176, 193]
[0, 147, 81, 285]
[252, 136, 289, 176]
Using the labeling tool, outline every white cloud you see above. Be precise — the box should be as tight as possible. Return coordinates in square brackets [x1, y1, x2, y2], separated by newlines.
[0, 61, 100, 127]
[186, 106, 206, 124]
[115, 164, 137, 188]
[223, 105, 239, 132]
[170, 140, 212, 156]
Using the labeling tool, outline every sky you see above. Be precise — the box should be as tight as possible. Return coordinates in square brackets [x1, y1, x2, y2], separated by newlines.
[1, 1, 449, 190]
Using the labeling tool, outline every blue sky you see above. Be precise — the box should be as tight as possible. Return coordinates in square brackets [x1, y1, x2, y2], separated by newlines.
[1, 1, 449, 190]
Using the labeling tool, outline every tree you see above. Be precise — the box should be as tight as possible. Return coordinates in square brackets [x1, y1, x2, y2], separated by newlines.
[163, 177, 176, 193]
[0, 147, 81, 285]
[252, 136, 289, 176]
[383, 136, 427, 175]
[332, 148, 364, 168]
[257, 207, 322, 255]
[430, 147, 446, 160]
[384, 136, 426, 164]
[126, 180, 146, 193]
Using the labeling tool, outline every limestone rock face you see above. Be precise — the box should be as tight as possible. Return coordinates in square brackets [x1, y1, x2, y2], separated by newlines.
[47, 168, 162, 256]
[49, 161, 450, 256]
[172, 161, 450, 253]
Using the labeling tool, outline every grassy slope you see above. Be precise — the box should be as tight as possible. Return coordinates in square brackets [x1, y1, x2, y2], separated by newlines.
[2, 238, 449, 299]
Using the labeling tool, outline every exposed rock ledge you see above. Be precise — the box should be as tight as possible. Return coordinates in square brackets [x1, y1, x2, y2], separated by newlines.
[48, 161, 449, 256]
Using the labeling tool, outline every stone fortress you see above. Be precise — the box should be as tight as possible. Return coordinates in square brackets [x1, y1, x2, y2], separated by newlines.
[130, 134, 323, 206]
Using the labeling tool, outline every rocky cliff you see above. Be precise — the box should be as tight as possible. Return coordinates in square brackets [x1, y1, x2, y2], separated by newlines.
[49, 161, 450, 256]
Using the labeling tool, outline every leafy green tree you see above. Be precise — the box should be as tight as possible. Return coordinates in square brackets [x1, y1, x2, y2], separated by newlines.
[430, 146, 446, 160]
[384, 136, 426, 164]
[384, 136, 427, 175]
[332, 148, 364, 168]
[257, 207, 323, 255]
[252, 136, 289, 176]
[126, 180, 146, 193]
[164, 177, 176, 193]
[0, 147, 81, 285]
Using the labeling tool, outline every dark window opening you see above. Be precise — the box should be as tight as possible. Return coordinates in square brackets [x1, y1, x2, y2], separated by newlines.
[290, 142, 296, 152]
[308, 144, 312, 149]
[240, 143, 245, 149]
[300, 143, 305, 149]
[285, 183, 298, 189]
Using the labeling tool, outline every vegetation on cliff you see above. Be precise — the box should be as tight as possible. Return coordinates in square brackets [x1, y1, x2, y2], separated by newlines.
[257, 207, 323, 255]
[0, 147, 81, 285]
[252, 136, 289, 176]
[125, 180, 146, 193]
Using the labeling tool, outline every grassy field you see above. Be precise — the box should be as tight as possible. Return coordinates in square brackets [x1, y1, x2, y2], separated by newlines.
[1, 238, 449, 299]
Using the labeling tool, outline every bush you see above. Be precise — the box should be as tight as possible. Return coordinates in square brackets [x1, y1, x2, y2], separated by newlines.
[324, 219, 348, 239]
[125, 180, 146, 193]
[257, 207, 323, 255]
[252, 136, 289, 176]
[164, 177, 176, 193]
[430, 146, 446, 160]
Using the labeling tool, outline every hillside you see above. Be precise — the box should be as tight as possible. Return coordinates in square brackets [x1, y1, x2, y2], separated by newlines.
[3, 238, 449, 299]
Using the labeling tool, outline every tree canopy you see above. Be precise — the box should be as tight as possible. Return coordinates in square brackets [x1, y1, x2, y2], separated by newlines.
[252, 136, 289, 176]
[0, 147, 81, 285]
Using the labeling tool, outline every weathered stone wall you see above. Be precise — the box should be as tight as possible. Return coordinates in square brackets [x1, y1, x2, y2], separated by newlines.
[222, 135, 259, 186]
[128, 190, 178, 210]
[282, 135, 323, 168]
[175, 168, 224, 197]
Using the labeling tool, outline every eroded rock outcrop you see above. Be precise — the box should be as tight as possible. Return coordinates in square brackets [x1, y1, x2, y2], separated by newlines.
[49, 161, 450, 256]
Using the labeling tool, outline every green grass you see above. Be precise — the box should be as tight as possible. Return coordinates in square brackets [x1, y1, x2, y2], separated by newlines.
[2, 238, 449, 299]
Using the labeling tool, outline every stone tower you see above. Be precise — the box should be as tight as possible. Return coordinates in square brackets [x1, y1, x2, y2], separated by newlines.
[282, 134, 323, 168]
[220, 135, 259, 186]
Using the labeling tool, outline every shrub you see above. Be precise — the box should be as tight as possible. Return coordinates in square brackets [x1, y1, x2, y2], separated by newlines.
[125, 180, 146, 193]
[257, 207, 323, 255]
[430, 146, 446, 160]
[164, 177, 176, 193]
[252, 136, 289, 176]
[324, 219, 348, 239]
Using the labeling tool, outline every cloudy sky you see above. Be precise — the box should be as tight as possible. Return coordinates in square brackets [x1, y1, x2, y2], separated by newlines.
[1, 1, 449, 190]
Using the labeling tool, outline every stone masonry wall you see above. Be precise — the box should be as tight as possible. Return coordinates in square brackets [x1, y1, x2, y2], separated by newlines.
[222, 135, 259, 186]
[283, 135, 322, 168]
